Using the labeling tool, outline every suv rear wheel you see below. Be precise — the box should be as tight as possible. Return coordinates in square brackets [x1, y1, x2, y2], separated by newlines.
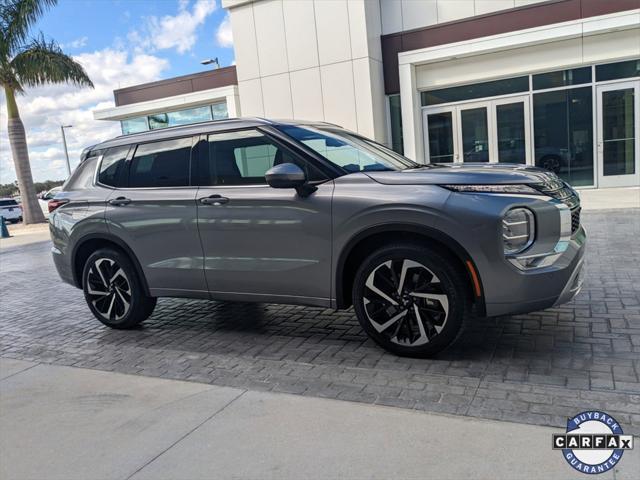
[82, 248, 156, 329]
[352, 243, 470, 357]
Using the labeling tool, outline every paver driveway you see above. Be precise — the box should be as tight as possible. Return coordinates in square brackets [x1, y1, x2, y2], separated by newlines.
[1, 209, 639, 433]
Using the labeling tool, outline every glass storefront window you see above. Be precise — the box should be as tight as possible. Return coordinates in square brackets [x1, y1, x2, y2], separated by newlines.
[532, 67, 591, 90]
[120, 103, 229, 134]
[388, 95, 404, 154]
[167, 106, 213, 126]
[533, 86, 593, 187]
[421, 76, 528, 106]
[121, 116, 148, 135]
[148, 113, 169, 130]
[211, 102, 228, 120]
[596, 59, 640, 82]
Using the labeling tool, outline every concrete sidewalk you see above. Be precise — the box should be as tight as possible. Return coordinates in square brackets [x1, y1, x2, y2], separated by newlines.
[1, 358, 637, 480]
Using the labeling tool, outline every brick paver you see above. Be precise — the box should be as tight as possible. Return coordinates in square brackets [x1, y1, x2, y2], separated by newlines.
[1, 209, 639, 433]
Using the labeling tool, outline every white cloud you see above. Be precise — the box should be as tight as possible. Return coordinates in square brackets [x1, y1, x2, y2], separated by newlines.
[216, 14, 233, 48]
[61, 36, 88, 49]
[0, 48, 169, 183]
[129, 0, 217, 54]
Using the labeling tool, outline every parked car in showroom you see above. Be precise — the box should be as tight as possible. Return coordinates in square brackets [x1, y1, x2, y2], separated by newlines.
[0, 198, 23, 223]
[49, 118, 585, 357]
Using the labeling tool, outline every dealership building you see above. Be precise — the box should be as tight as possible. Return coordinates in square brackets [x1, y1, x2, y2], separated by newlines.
[94, 0, 640, 189]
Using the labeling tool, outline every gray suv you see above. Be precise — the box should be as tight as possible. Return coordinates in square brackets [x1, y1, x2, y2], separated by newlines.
[50, 118, 586, 357]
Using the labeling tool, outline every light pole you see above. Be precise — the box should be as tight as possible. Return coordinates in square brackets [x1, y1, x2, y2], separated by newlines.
[60, 125, 72, 176]
[200, 57, 220, 69]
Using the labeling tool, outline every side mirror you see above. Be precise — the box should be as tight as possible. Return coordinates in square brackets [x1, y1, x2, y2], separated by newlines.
[265, 163, 317, 197]
[265, 163, 306, 189]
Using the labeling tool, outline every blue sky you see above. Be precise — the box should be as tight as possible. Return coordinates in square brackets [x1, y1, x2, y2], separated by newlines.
[37, 0, 235, 79]
[1, 0, 234, 183]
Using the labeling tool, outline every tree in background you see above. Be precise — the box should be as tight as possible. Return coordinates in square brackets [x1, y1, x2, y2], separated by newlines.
[1, 0, 93, 223]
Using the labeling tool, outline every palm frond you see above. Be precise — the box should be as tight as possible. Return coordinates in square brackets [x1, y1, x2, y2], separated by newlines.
[1, 0, 58, 59]
[11, 35, 94, 89]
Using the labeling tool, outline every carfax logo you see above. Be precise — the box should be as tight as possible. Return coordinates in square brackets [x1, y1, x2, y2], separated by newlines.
[553, 411, 634, 474]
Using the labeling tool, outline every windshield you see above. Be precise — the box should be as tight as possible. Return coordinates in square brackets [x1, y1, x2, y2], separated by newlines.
[277, 125, 418, 173]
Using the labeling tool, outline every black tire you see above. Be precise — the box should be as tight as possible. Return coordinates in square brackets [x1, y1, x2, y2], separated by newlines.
[352, 243, 470, 358]
[82, 247, 156, 329]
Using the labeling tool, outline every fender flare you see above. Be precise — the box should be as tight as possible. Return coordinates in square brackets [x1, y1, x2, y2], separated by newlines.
[71, 232, 151, 296]
[335, 222, 484, 310]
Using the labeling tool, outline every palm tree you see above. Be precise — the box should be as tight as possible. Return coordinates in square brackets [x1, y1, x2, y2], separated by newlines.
[1, 0, 93, 223]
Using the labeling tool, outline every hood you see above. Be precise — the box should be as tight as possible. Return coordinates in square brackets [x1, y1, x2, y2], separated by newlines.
[364, 163, 556, 186]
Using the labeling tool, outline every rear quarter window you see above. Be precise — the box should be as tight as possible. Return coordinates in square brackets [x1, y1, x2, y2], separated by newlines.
[63, 158, 99, 191]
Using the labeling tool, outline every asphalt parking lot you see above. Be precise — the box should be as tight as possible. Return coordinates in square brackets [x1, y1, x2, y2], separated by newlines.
[1, 208, 639, 434]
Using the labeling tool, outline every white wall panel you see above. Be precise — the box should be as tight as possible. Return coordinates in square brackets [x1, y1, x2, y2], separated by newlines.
[436, 0, 476, 23]
[352, 57, 376, 138]
[253, 0, 289, 77]
[261, 73, 293, 118]
[380, 0, 403, 35]
[475, 0, 515, 15]
[238, 78, 264, 117]
[229, 4, 260, 81]
[415, 38, 583, 90]
[314, 0, 352, 65]
[290, 68, 325, 121]
[514, 0, 547, 6]
[582, 28, 640, 65]
[401, 0, 438, 31]
[283, 0, 319, 71]
[320, 61, 358, 131]
[353, 58, 388, 143]
[348, 0, 370, 59]
[364, 0, 383, 61]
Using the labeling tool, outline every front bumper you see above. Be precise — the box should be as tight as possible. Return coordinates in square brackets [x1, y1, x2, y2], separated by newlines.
[485, 225, 586, 317]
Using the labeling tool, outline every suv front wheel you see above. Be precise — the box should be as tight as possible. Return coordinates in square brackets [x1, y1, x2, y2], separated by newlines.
[82, 248, 156, 329]
[353, 244, 470, 357]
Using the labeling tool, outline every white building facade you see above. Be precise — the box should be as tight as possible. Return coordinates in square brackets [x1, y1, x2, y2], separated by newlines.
[95, 0, 640, 189]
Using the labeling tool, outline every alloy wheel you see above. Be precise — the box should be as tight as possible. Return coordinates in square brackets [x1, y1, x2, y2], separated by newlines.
[86, 258, 132, 322]
[363, 259, 449, 346]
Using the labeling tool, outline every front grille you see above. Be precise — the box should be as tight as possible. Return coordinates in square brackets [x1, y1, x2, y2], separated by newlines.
[532, 173, 581, 234]
[571, 207, 581, 234]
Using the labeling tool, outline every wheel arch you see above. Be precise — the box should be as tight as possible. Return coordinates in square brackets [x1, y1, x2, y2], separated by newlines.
[335, 223, 485, 314]
[71, 233, 151, 296]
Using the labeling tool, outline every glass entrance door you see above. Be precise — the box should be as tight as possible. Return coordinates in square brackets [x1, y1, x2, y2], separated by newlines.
[424, 106, 459, 163]
[597, 81, 640, 187]
[493, 96, 531, 164]
[460, 104, 490, 162]
[423, 96, 531, 164]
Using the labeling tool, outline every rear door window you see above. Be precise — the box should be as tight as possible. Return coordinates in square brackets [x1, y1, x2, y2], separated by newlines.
[98, 146, 129, 187]
[128, 137, 192, 188]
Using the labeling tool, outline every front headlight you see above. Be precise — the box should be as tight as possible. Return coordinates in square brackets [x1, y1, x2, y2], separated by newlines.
[503, 208, 535, 255]
[441, 184, 542, 195]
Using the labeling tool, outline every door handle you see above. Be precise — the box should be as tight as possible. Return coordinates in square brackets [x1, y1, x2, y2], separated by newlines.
[199, 194, 229, 206]
[108, 196, 131, 206]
